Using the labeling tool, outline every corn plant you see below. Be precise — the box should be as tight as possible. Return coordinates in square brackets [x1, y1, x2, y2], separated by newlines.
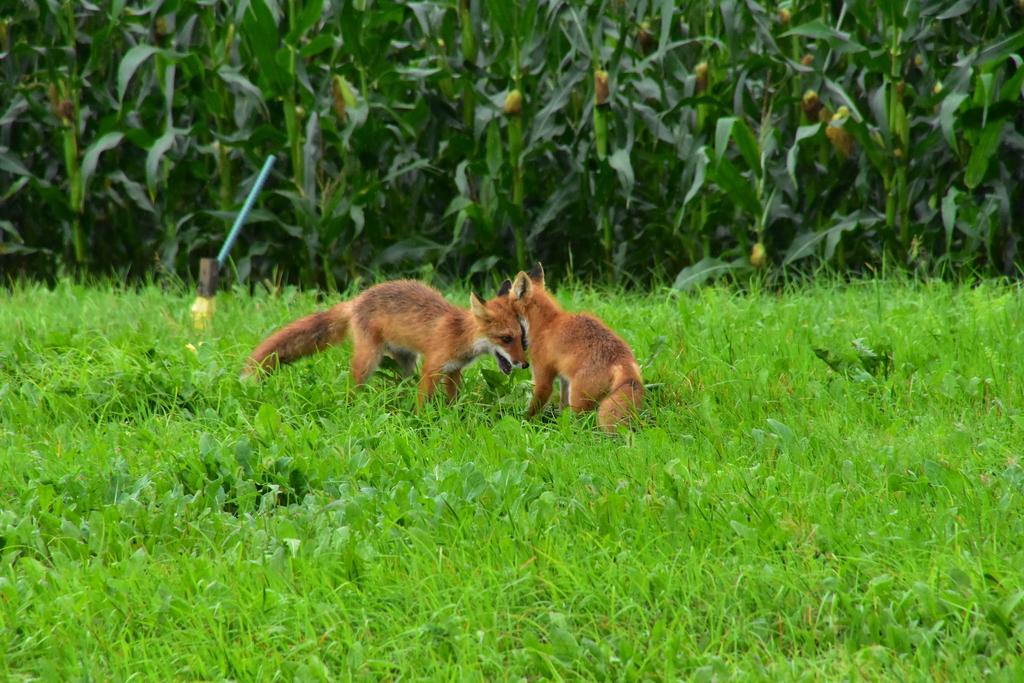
[1, 0, 1021, 286]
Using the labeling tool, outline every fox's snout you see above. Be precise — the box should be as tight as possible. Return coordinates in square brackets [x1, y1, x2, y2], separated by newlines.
[506, 351, 529, 370]
[492, 346, 529, 375]
[509, 348, 529, 370]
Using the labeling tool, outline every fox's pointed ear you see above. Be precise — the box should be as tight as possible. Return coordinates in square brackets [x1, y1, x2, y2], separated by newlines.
[511, 272, 532, 301]
[528, 262, 545, 284]
[469, 292, 490, 320]
[497, 279, 512, 297]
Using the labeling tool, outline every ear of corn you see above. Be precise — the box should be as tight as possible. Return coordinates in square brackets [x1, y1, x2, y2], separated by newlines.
[593, 69, 610, 161]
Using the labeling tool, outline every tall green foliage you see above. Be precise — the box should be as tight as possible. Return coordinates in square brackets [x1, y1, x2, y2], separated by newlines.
[1, 1, 1021, 286]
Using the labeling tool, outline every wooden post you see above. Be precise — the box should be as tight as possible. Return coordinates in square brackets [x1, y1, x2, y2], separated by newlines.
[191, 258, 219, 329]
[197, 257, 219, 297]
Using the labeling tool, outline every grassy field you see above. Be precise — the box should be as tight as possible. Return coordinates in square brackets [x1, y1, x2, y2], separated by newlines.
[2, 278, 1024, 680]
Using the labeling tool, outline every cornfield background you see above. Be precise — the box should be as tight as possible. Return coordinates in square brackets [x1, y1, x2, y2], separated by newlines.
[1, 1, 1022, 288]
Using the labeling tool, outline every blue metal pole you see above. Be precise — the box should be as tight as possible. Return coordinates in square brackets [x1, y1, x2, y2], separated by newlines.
[217, 154, 276, 267]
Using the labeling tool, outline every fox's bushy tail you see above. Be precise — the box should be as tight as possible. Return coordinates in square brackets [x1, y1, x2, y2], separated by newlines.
[597, 364, 643, 431]
[242, 302, 352, 378]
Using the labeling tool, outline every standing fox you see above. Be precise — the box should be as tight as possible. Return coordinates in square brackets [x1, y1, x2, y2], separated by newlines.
[509, 263, 643, 431]
[242, 279, 528, 405]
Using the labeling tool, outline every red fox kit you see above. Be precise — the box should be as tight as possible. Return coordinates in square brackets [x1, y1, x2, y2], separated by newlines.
[242, 279, 528, 405]
[509, 263, 643, 431]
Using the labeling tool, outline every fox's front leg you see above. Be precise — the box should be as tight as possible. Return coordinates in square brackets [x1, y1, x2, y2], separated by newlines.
[527, 366, 556, 419]
[441, 369, 462, 403]
[416, 364, 443, 407]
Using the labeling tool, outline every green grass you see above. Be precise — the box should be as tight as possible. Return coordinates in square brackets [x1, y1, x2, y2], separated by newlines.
[2, 279, 1024, 680]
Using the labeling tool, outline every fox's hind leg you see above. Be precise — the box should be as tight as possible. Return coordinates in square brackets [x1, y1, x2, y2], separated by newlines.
[349, 329, 384, 385]
[567, 376, 598, 414]
[559, 377, 570, 408]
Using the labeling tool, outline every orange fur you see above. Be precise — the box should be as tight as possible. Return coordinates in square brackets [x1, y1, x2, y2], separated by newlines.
[510, 264, 643, 432]
[242, 280, 528, 405]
